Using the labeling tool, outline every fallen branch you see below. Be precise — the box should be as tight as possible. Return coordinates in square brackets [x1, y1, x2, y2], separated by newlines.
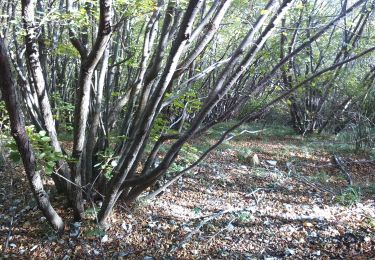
[144, 170, 187, 201]
[286, 162, 337, 195]
[246, 188, 265, 205]
[298, 175, 337, 195]
[347, 159, 375, 165]
[171, 188, 261, 252]
[171, 207, 251, 252]
[207, 217, 236, 243]
[333, 154, 353, 186]
[224, 129, 266, 142]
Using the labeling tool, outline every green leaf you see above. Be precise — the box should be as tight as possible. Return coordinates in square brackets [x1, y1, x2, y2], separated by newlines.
[47, 161, 55, 167]
[6, 142, 18, 150]
[193, 207, 202, 214]
[41, 136, 51, 142]
[44, 161, 56, 174]
[45, 165, 54, 174]
[84, 227, 105, 238]
[9, 151, 21, 162]
[38, 152, 46, 159]
[84, 207, 98, 216]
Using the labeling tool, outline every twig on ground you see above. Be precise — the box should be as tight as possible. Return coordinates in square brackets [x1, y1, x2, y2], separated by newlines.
[171, 201, 259, 252]
[298, 175, 337, 195]
[333, 154, 353, 186]
[286, 162, 337, 195]
[296, 159, 375, 169]
[225, 129, 266, 142]
[246, 188, 265, 205]
[347, 159, 375, 165]
[118, 203, 133, 215]
[207, 217, 236, 243]
[173, 209, 235, 251]
[145, 170, 187, 200]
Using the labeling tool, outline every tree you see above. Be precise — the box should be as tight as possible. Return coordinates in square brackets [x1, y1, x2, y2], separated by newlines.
[279, 0, 375, 134]
[1, 0, 374, 232]
[0, 36, 64, 233]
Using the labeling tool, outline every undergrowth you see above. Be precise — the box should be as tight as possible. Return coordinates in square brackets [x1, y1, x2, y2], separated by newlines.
[335, 186, 362, 207]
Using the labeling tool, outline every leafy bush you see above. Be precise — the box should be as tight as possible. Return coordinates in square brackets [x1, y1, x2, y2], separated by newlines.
[0, 101, 9, 133]
[94, 148, 119, 180]
[6, 126, 66, 174]
[335, 113, 375, 152]
[170, 143, 200, 172]
[236, 147, 252, 164]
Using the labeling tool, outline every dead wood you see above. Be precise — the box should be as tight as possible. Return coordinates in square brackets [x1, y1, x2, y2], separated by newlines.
[333, 154, 353, 186]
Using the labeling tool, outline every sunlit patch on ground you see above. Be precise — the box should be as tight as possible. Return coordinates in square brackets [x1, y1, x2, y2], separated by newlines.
[1, 125, 375, 258]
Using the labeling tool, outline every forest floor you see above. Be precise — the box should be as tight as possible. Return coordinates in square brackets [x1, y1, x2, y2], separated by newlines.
[1, 123, 375, 259]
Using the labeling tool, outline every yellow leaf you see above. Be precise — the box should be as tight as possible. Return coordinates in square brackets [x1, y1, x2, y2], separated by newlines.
[303, 221, 313, 227]
[296, 3, 304, 9]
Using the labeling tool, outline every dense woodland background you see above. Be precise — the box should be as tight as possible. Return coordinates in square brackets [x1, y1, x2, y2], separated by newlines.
[0, 0, 375, 258]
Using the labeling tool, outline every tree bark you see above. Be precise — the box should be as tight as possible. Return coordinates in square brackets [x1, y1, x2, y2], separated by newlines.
[0, 37, 64, 233]
[21, 0, 69, 194]
[98, 0, 203, 227]
[69, 0, 113, 220]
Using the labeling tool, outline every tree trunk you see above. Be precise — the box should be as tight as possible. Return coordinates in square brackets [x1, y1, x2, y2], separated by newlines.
[69, 0, 113, 220]
[0, 37, 64, 233]
[21, 0, 69, 194]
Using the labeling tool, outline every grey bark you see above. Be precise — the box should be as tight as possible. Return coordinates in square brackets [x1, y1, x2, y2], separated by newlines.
[69, 0, 113, 220]
[0, 37, 64, 233]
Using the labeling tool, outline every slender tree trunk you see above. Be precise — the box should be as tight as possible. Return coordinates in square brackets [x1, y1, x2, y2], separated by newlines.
[0, 37, 64, 233]
[84, 48, 109, 185]
[21, 0, 70, 194]
[69, 0, 113, 220]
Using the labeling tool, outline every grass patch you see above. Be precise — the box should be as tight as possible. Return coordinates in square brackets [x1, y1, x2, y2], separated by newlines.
[261, 124, 297, 138]
[310, 171, 331, 184]
[335, 186, 362, 206]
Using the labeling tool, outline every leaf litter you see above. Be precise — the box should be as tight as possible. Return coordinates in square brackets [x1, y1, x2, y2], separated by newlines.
[0, 130, 374, 259]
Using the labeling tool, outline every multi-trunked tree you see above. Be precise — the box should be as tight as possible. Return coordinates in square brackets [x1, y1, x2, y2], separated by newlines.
[0, 0, 374, 232]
